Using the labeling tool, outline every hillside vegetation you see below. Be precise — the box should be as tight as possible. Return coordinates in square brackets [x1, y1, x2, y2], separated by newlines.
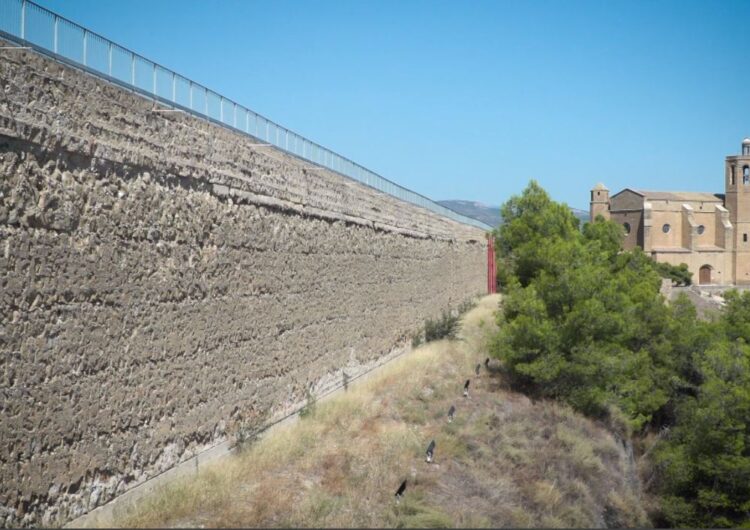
[492, 181, 750, 528]
[94, 295, 647, 528]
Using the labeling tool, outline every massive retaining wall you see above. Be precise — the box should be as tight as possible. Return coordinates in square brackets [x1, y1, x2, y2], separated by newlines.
[0, 42, 487, 527]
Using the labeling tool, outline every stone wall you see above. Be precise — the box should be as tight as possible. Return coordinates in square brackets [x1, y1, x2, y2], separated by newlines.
[0, 43, 487, 526]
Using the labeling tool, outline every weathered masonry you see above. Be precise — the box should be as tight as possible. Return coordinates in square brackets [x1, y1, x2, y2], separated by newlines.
[0, 41, 487, 526]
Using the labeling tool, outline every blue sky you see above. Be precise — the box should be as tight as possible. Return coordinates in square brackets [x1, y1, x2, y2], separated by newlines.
[29, 0, 750, 210]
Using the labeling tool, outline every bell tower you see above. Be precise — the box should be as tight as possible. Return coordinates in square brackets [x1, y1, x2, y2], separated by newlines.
[589, 183, 610, 221]
[726, 138, 750, 283]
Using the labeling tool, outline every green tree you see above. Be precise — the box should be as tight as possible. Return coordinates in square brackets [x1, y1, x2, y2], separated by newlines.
[496, 180, 580, 286]
[657, 339, 750, 528]
[492, 183, 674, 429]
[721, 289, 750, 343]
[655, 291, 750, 528]
[582, 213, 624, 259]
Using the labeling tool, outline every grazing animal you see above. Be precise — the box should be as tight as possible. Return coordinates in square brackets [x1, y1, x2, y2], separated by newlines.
[463, 379, 470, 397]
[425, 440, 436, 463]
[485, 357, 490, 368]
[448, 404, 456, 423]
[475, 363, 481, 376]
[395, 479, 407, 502]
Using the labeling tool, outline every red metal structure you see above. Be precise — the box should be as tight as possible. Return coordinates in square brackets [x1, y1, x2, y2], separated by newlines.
[487, 235, 497, 294]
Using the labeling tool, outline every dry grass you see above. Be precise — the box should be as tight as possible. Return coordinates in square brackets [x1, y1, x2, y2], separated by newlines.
[104, 294, 648, 528]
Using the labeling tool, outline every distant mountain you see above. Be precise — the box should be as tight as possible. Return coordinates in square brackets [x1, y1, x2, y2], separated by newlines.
[570, 208, 590, 224]
[437, 200, 502, 227]
[438, 200, 590, 228]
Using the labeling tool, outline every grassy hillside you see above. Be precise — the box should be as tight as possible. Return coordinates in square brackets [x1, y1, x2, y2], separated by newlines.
[98, 295, 647, 528]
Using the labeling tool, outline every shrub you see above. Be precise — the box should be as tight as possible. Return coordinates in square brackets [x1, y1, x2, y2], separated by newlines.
[299, 386, 317, 418]
[424, 311, 460, 342]
[654, 261, 692, 286]
[420, 299, 476, 344]
[232, 421, 261, 450]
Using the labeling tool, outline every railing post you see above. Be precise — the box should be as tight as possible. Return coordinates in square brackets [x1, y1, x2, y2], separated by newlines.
[233, 103, 237, 128]
[53, 15, 58, 54]
[83, 30, 87, 66]
[20, 0, 25, 40]
[189, 81, 193, 109]
[130, 53, 135, 84]
[172, 72, 176, 102]
[108, 42, 112, 76]
[220, 97, 223, 122]
[152, 63, 156, 95]
[245, 110, 249, 133]
[204, 88, 208, 116]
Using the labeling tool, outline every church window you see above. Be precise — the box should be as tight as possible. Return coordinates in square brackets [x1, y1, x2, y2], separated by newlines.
[744, 234, 748, 243]
[697, 225, 705, 235]
[731, 166, 736, 185]
[662, 223, 671, 233]
[744, 166, 750, 184]
[623, 222, 631, 235]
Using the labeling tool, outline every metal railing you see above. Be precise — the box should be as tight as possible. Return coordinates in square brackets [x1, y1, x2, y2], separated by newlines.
[0, 0, 491, 231]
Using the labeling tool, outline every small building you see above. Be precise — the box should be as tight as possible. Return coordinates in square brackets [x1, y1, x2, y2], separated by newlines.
[590, 138, 750, 285]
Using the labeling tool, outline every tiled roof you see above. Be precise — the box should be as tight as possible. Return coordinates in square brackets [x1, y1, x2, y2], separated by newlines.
[635, 190, 723, 202]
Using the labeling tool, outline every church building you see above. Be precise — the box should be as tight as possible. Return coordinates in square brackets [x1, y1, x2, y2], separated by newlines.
[590, 138, 750, 285]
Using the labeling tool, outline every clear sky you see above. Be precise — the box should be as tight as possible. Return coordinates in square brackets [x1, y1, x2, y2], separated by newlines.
[30, 0, 750, 210]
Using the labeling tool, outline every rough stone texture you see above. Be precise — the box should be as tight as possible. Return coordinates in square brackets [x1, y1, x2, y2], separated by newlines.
[0, 43, 487, 526]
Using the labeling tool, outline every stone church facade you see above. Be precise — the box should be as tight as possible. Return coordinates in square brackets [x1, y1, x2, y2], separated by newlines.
[590, 138, 750, 285]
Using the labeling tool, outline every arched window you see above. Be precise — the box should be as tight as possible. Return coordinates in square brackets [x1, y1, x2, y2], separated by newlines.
[662, 223, 671, 233]
[744, 166, 749, 185]
[623, 222, 631, 235]
[744, 233, 748, 243]
[697, 225, 705, 235]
